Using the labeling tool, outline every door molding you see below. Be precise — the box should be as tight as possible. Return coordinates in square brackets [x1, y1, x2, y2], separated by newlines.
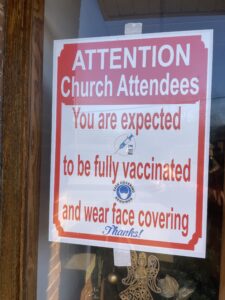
[0, 0, 44, 299]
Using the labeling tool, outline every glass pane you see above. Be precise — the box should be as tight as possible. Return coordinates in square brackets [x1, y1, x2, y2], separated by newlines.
[37, 1, 225, 299]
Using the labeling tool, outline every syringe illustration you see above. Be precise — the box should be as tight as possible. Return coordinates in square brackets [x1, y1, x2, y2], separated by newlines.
[115, 134, 134, 153]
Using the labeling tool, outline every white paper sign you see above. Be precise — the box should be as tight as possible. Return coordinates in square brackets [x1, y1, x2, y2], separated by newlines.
[49, 30, 213, 258]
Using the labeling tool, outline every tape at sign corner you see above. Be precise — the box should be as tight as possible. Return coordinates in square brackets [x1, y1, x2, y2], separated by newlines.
[113, 248, 131, 267]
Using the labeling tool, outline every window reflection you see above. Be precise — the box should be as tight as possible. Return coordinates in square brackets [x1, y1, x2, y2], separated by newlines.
[38, 0, 225, 299]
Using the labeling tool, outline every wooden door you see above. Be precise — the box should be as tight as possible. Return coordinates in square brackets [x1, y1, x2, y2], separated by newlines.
[1, 1, 225, 300]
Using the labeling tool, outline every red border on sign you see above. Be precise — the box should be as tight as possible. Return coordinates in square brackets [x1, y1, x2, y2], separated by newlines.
[53, 35, 209, 251]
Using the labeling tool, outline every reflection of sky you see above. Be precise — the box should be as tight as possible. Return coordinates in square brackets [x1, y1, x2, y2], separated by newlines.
[79, 0, 225, 130]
